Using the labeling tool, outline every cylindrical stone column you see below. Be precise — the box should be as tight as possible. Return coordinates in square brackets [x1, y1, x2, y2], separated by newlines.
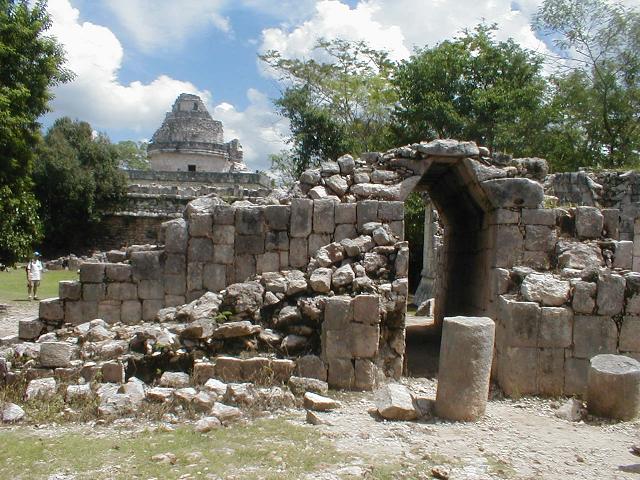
[587, 354, 640, 421]
[435, 316, 495, 421]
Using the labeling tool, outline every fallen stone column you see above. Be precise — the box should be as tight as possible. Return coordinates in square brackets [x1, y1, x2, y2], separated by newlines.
[435, 316, 495, 421]
[587, 354, 640, 421]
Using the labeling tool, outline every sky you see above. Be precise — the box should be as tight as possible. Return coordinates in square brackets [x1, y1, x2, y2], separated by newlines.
[41, 0, 636, 171]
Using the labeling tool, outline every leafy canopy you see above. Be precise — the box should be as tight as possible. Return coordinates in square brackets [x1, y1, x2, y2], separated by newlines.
[0, 0, 72, 263]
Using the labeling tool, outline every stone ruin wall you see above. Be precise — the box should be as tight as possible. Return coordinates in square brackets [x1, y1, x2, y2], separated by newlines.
[32, 139, 640, 396]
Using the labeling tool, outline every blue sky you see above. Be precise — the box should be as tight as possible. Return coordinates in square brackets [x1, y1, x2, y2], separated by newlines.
[42, 0, 636, 171]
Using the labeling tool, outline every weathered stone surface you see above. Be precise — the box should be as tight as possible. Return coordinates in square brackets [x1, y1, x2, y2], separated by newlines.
[354, 358, 376, 391]
[300, 168, 321, 185]
[575, 206, 604, 239]
[296, 355, 327, 381]
[39, 298, 64, 322]
[482, 178, 544, 208]
[435, 316, 495, 421]
[522, 208, 556, 226]
[538, 307, 572, 348]
[613, 240, 633, 269]
[40, 342, 73, 368]
[215, 357, 243, 382]
[325, 175, 349, 196]
[572, 281, 596, 314]
[80, 263, 105, 283]
[620, 317, 640, 352]
[332, 264, 355, 289]
[587, 354, 640, 420]
[210, 403, 242, 424]
[224, 282, 264, 315]
[290, 198, 313, 237]
[288, 376, 329, 396]
[353, 295, 380, 324]
[499, 299, 540, 348]
[338, 154, 355, 174]
[374, 383, 417, 420]
[195, 416, 222, 432]
[212, 321, 260, 339]
[555, 398, 586, 422]
[1, 403, 25, 423]
[147, 387, 174, 403]
[416, 139, 479, 157]
[521, 273, 570, 306]
[164, 218, 188, 253]
[351, 183, 400, 200]
[285, 270, 308, 295]
[159, 372, 190, 388]
[131, 251, 162, 281]
[524, 225, 556, 252]
[308, 185, 329, 200]
[281, 334, 308, 353]
[573, 315, 618, 358]
[313, 199, 336, 234]
[25, 377, 57, 400]
[327, 358, 354, 389]
[19, 318, 44, 340]
[557, 242, 603, 269]
[309, 268, 332, 293]
[59, 281, 82, 301]
[101, 361, 125, 383]
[204, 378, 228, 397]
[303, 392, 339, 411]
[596, 272, 625, 315]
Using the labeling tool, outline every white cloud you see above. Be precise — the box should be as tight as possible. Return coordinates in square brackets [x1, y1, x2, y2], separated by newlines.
[212, 89, 290, 171]
[45, 0, 282, 170]
[105, 0, 230, 52]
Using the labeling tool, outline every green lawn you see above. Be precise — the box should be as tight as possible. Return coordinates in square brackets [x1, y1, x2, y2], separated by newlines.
[0, 267, 78, 303]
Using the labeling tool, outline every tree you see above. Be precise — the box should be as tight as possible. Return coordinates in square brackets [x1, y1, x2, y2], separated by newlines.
[115, 140, 150, 170]
[393, 24, 549, 156]
[535, 0, 640, 170]
[33, 118, 127, 254]
[260, 38, 397, 181]
[0, 0, 71, 263]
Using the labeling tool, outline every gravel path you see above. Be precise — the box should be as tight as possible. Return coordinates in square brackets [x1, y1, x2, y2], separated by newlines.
[0, 301, 38, 338]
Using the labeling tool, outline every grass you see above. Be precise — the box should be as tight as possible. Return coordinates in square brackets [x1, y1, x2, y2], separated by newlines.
[0, 267, 78, 303]
[0, 418, 355, 480]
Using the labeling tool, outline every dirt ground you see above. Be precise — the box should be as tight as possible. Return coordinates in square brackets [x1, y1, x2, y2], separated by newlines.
[0, 301, 37, 338]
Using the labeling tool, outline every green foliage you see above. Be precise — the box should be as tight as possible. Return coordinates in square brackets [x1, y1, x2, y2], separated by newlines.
[534, 0, 640, 170]
[403, 192, 425, 248]
[115, 139, 149, 170]
[0, 0, 72, 263]
[33, 117, 128, 254]
[261, 38, 398, 180]
[393, 24, 548, 155]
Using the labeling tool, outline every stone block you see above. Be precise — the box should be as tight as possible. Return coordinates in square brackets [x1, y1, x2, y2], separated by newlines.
[106, 283, 137, 301]
[272, 359, 295, 382]
[98, 301, 121, 324]
[296, 355, 327, 381]
[193, 362, 216, 384]
[309, 234, 331, 254]
[234, 255, 256, 283]
[203, 263, 226, 292]
[235, 207, 264, 235]
[215, 356, 243, 382]
[323, 330, 351, 359]
[241, 357, 271, 382]
[521, 273, 570, 306]
[498, 347, 538, 396]
[164, 273, 186, 295]
[620, 317, 640, 352]
[613, 241, 633, 270]
[389, 221, 404, 240]
[187, 263, 204, 292]
[522, 208, 555, 226]
[256, 252, 279, 274]
[564, 357, 588, 396]
[189, 214, 212, 237]
[494, 225, 524, 268]
[313, 199, 336, 234]
[164, 254, 186, 275]
[575, 206, 604, 239]
[323, 296, 352, 330]
[40, 342, 73, 368]
[39, 298, 64, 322]
[572, 281, 596, 314]
[164, 295, 185, 307]
[164, 218, 188, 253]
[573, 315, 618, 359]
[587, 354, 640, 420]
[334, 224, 357, 242]
[83, 283, 106, 302]
[138, 280, 163, 300]
[350, 323, 380, 358]
[354, 359, 376, 391]
[81, 301, 98, 323]
[188, 238, 214, 262]
[142, 299, 163, 322]
[539, 307, 573, 348]
[357, 200, 378, 230]
[482, 178, 544, 209]
[436, 317, 495, 420]
[290, 198, 313, 238]
[59, 281, 81, 301]
[101, 361, 125, 383]
[335, 203, 357, 224]
[264, 205, 290, 231]
[522, 251, 551, 270]
[279, 251, 289, 269]
[105, 263, 132, 282]
[493, 209, 520, 224]
[212, 225, 235, 245]
[353, 294, 380, 324]
[212, 205, 235, 225]
[602, 208, 620, 239]
[235, 234, 265, 255]
[289, 238, 308, 268]
[537, 348, 565, 396]
[79, 263, 105, 283]
[377, 201, 404, 222]
[131, 251, 162, 281]
[64, 301, 83, 325]
[19, 318, 44, 340]
[121, 300, 142, 325]
[524, 225, 556, 252]
[597, 272, 625, 315]
[327, 358, 354, 390]
[213, 244, 234, 264]
[501, 300, 540, 348]
[265, 231, 289, 251]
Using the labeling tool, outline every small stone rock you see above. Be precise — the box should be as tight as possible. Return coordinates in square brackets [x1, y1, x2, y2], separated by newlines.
[159, 371, 190, 388]
[210, 403, 242, 424]
[1, 403, 25, 423]
[555, 398, 586, 422]
[303, 392, 339, 411]
[195, 416, 222, 433]
[374, 383, 417, 420]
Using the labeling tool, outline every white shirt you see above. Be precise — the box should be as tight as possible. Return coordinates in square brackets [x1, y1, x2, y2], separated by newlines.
[27, 260, 43, 281]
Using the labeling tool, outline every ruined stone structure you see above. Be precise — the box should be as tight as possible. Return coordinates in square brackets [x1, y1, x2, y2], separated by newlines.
[25, 139, 640, 398]
[148, 93, 245, 173]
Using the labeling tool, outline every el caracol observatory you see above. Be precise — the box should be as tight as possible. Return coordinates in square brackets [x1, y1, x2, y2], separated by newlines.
[148, 93, 247, 173]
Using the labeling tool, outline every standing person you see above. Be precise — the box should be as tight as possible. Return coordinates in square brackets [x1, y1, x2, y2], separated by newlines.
[26, 252, 44, 300]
